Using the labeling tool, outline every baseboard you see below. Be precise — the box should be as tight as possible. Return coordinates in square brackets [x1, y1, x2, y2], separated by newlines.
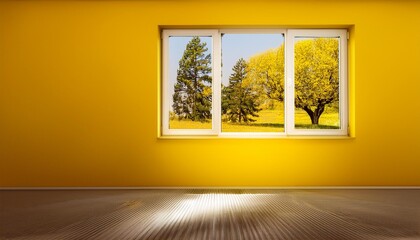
[1, 186, 420, 190]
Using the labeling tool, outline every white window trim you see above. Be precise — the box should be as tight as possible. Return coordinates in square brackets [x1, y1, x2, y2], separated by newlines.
[220, 29, 286, 34]
[286, 29, 348, 136]
[219, 29, 287, 138]
[162, 29, 220, 136]
[161, 29, 348, 137]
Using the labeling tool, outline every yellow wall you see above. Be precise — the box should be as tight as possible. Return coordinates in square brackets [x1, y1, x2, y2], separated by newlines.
[1, 0, 419, 187]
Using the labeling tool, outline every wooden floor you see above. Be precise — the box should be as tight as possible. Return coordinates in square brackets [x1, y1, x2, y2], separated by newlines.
[1, 189, 419, 240]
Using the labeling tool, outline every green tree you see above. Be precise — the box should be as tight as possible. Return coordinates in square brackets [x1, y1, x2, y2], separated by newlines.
[222, 58, 260, 123]
[172, 37, 212, 122]
[294, 38, 339, 125]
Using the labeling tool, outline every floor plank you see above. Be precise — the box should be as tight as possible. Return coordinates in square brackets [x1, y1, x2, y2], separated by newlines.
[1, 189, 419, 240]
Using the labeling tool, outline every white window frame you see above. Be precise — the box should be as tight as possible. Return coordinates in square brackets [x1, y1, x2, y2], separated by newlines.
[161, 29, 348, 137]
[162, 29, 220, 136]
[219, 29, 287, 138]
[286, 29, 348, 136]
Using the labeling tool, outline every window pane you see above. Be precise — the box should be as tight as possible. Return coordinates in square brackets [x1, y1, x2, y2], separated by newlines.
[294, 37, 340, 129]
[168, 36, 213, 129]
[221, 33, 285, 132]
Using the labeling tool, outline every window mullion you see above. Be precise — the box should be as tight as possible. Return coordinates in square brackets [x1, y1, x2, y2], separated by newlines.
[212, 30, 222, 135]
[285, 30, 295, 135]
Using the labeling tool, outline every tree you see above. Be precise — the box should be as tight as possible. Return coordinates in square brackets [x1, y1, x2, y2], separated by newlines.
[246, 38, 339, 125]
[294, 38, 339, 125]
[222, 58, 260, 123]
[247, 45, 285, 103]
[172, 37, 212, 122]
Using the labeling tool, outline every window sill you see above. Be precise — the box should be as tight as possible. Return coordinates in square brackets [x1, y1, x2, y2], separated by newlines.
[157, 135, 355, 140]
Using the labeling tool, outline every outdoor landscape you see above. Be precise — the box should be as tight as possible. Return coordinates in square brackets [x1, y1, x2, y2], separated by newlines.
[169, 35, 340, 132]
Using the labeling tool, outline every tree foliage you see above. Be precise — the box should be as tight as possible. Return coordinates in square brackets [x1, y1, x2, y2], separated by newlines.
[172, 37, 212, 122]
[294, 38, 339, 124]
[222, 58, 260, 123]
[247, 38, 339, 125]
[247, 45, 285, 103]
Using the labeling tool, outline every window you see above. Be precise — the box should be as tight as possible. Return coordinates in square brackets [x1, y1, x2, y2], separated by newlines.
[162, 29, 348, 137]
[162, 30, 220, 135]
[286, 30, 348, 136]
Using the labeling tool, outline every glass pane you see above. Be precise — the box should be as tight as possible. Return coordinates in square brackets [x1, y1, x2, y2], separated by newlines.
[221, 33, 285, 132]
[294, 37, 340, 129]
[168, 36, 213, 129]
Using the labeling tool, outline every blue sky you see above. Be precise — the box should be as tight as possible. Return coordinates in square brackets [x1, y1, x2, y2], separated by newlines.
[168, 34, 284, 105]
[221, 34, 284, 85]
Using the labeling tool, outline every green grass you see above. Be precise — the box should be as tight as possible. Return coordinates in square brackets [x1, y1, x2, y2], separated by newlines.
[169, 119, 212, 129]
[295, 108, 340, 129]
[169, 105, 339, 132]
[222, 109, 284, 132]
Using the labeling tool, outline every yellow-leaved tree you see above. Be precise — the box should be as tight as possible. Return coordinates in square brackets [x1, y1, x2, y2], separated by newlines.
[247, 38, 339, 125]
[247, 45, 285, 105]
[294, 38, 339, 125]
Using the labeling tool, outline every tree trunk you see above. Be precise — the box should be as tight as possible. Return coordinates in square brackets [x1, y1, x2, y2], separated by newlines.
[302, 104, 325, 125]
[312, 104, 325, 125]
[311, 114, 320, 125]
[192, 78, 197, 120]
